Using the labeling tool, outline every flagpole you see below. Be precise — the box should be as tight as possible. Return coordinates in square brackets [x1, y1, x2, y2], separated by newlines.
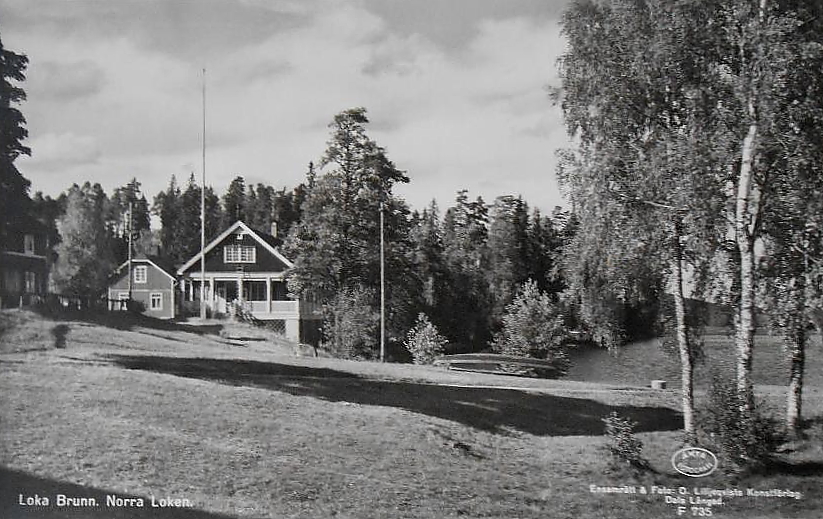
[380, 201, 385, 362]
[199, 68, 207, 320]
[127, 201, 133, 309]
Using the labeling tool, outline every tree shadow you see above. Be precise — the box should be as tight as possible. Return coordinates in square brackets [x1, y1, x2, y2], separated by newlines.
[0, 466, 233, 518]
[761, 459, 823, 477]
[108, 355, 683, 436]
[31, 305, 223, 336]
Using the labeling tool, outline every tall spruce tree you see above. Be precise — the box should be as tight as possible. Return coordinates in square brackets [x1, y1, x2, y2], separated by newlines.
[0, 34, 32, 246]
[153, 176, 182, 265]
[108, 178, 150, 264]
[222, 176, 247, 228]
[486, 195, 530, 326]
[245, 183, 275, 234]
[440, 190, 492, 350]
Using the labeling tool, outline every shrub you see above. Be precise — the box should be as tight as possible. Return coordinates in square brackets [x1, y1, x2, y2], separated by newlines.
[602, 412, 651, 471]
[321, 286, 379, 360]
[698, 374, 783, 471]
[491, 280, 571, 373]
[404, 313, 448, 364]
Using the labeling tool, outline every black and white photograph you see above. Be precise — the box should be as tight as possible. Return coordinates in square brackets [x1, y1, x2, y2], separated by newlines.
[1, 0, 822, 517]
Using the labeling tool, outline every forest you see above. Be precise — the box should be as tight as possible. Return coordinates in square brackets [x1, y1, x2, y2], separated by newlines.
[22, 114, 581, 363]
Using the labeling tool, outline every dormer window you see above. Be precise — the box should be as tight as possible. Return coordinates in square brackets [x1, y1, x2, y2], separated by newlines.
[224, 244, 255, 263]
[24, 234, 35, 255]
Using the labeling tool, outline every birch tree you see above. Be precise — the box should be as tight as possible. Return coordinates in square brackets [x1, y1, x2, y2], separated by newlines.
[558, 0, 823, 438]
[712, 0, 823, 414]
[557, 0, 723, 439]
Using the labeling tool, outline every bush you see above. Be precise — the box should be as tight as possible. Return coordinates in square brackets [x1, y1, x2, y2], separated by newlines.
[321, 286, 379, 360]
[404, 313, 448, 364]
[603, 412, 651, 471]
[491, 280, 572, 373]
[698, 374, 783, 471]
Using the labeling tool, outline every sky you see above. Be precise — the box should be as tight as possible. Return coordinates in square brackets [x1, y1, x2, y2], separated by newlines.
[2, 0, 574, 215]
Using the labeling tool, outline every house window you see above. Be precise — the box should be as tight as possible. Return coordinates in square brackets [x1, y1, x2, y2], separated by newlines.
[224, 244, 256, 263]
[24, 271, 36, 293]
[24, 234, 35, 255]
[134, 265, 148, 284]
[117, 292, 129, 311]
[244, 281, 267, 301]
[150, 293, 163, 310]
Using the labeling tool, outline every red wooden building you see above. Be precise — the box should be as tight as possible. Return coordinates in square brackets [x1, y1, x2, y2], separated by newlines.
[107, 256, 177, 319]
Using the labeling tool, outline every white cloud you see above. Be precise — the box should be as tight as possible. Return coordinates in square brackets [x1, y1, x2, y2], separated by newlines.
[19, 132, 101, 172]
[6, 0, 573, 212]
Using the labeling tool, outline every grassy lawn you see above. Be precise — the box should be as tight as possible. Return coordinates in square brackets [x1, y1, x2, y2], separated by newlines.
[1, 309, 822, 518]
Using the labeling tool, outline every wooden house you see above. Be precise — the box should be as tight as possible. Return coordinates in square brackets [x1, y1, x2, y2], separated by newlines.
[176, 221, 320, 341]
[107, 256, 177, 319]
[0, 220, 51, 308]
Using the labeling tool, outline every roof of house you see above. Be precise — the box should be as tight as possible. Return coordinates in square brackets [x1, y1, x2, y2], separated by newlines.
[176, 220, 294, 275]
[112, 255, 176, 282]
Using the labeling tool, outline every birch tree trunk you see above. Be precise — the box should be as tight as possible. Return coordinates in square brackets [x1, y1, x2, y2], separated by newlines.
[672, 219, 695, 441]
[735, 115, 760, 415]
[786, 323, 806, 435]
[786, 248, 809, 435]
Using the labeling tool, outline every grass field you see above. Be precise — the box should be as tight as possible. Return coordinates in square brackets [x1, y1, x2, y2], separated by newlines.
[1, 309, 822, 519]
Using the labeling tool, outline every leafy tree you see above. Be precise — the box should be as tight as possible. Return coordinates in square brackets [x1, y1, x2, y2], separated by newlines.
[558, 0, 823, 440]
[492, 280, 571, 373]
[52, 183, 115, 298]
[0, 34, 31, 246]
[404, 313, 448, 364]
[759, 126, 823, 434]
[321, 285, 379, 359]
[31, 191, 61, 252]
[755, 0, 823, 435]
[556, 0, 730, 438]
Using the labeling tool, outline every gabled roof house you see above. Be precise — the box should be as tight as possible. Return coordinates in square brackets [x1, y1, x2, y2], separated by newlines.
[177, 220, 319, 342]
[107, 256, 177, 319]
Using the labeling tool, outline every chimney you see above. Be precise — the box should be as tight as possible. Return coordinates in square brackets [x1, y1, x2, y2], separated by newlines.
[270, 221, 278, 238]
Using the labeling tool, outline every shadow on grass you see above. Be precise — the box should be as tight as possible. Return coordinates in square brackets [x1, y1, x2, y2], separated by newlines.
[109, 355, 683, 436]
[0, 466, 232, 518]
[763, 460, 823, 476]
[32, 306, 223, 337]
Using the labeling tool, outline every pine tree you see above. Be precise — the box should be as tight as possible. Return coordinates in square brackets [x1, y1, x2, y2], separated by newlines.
[285, 108, 414, 356]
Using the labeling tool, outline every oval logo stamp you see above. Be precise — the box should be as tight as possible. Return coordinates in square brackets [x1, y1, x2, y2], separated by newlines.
[671, 447, 718, 477]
